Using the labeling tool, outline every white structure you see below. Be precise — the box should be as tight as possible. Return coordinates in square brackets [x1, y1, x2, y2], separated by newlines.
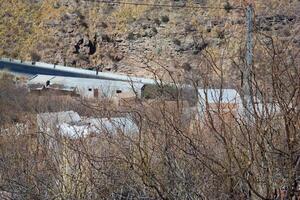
[37, 110, 81, 132]
[197, 89, 242, 104]
[28, 75, 144, 99]
[37, 111, 139, 139]
[197, 89, 243, 117]
[252, 102, 281, 119]
[197, 89, 280, 120]
[59, 117, 139, 138]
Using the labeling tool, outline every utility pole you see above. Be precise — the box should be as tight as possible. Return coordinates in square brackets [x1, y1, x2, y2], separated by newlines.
[241, 1, 255, 199]
[243, 0, 255, 123]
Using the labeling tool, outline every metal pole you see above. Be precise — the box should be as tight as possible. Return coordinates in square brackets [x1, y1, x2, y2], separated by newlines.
[243, 3, 254, 122]
[241, 3, 255, 199]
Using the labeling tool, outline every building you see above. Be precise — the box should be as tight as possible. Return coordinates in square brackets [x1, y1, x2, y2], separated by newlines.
[59, 117, 139, 138]
[37, 111, 139, 139]
[37, 110, 81, 132]
[196, 89, 280, 121]
[28, 75, 145, 99]
[36, 110, 139, 195]
[197, 89, 243, 118]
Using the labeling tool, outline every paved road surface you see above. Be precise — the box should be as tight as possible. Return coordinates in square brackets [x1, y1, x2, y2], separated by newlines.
[0, 60, 100, 79]
[0, 59, 155, 84]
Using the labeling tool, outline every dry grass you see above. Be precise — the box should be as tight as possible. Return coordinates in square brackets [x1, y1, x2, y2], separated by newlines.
[0, 0, 66, 59]
[111, 3, 148, 33]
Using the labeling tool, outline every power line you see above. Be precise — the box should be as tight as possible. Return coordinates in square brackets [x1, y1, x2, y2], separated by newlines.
[91, 0, 244, 10]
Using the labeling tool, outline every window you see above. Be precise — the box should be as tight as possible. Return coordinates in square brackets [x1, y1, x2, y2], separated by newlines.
[88, 88, 92, 91]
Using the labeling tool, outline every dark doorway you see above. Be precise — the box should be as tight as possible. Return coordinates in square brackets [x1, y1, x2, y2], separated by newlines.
[94, 89, 99, 98]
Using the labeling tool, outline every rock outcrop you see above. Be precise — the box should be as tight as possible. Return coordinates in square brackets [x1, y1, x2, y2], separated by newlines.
[0, 0, 299, 82]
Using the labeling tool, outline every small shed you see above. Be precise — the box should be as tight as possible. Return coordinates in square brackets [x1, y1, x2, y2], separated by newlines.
[197, 89, 243, 119]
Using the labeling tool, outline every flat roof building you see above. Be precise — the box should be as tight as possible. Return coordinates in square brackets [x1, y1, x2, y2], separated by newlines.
[28, 75, 144, 99]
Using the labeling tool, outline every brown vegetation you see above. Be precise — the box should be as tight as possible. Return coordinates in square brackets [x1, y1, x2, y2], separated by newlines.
[0, 29, 299, 199]
[0, 1, 299, 199]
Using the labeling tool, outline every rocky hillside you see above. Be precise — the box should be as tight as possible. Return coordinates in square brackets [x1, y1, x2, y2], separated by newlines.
[0, 0, 299, 81]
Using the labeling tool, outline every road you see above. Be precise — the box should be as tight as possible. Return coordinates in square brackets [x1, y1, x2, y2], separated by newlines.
[0, 59, 156, 84]
[0, 60, 101, 79]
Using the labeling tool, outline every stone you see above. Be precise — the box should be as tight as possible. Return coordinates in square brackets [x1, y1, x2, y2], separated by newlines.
[127, 32, 135, 40]
[101, 34, 112, 42]
[154, 18, 161, 26]
[173, 38, 181, 46]
[273, 24, 283, 31]
[161, 15, 170, 23]
[46, 20, 60, 28]
[53, 2, 61, 9]
[100, 22, 108, 28]
[182, 62, 192, 71]
[185, 24, 197, 32]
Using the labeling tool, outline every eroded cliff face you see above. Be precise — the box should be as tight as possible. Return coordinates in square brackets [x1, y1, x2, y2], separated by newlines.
[0, 0, 299, 82]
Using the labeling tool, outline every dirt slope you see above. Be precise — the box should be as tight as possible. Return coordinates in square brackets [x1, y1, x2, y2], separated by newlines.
[0, 0, 299, 81]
